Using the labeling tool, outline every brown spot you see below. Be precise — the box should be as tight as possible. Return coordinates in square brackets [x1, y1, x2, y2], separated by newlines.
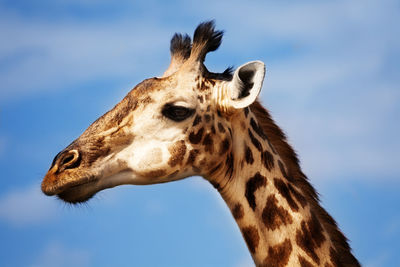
[250, 118, 277, 154]
[143, 169, 166, 178]
[244, 107, 249, 117]
[192, 166, 201, 173]
[225, 152, 234, 178]
[228, 127, 233, 137]
[218, 122, 226, 133]
[325, 263, 333, 267]
[168, 140, 186, 167]
[278, 160, 294, 182]
[217, 110, 222, 117]
[189, 127, 204, 144]
[245, 172, 267, 211]
[199, 158, 206, 167]
[263, 238, 292, 267]
[208, 79, 216, 86]
[261, 150, 274, 171]
[295, 213, 326, 265]
[206, 105, 211, 112]
[200, 81, 209, 91]
[267, 138, 277, 154]
[211, 125, 216, 134]
[245, 144, 254, 165]
[202, 133, 214, 153]
[219, 138, 230, 155]
[232, 203, 244, 220]
[329, 247, 341, 267]
[250, 118, 267, 140]
[204, 114, 211, 122]
[288, 184, 307, 208]
[273, 178, 299, 212]
[248, 129, 262, 152]
[208, 163, 222, 176]
[299, 255, 314, 267]
[296, 226, 319, 265]
[308, 212, 325, 247]
[198, 95, 204, 103]
[240, 159, 245, 169]
[242, 226, 260, 254]
[192, 115, 202, 126]
[262, 195, 293, 230]
[187, 149, 199, 165]
[141, 95, 153, 104]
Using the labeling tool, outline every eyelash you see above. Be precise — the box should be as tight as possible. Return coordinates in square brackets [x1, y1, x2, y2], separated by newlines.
[162, 104, 195, 122]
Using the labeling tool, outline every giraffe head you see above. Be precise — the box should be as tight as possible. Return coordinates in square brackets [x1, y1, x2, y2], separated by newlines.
[41, 21, 266, 203]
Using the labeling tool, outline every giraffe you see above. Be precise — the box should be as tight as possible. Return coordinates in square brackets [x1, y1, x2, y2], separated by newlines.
[41, 21, 360, 266]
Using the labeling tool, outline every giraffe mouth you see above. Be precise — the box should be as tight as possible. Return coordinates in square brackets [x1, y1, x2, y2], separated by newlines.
[56, 178, 99, 204]
[44, 167, 136, 204]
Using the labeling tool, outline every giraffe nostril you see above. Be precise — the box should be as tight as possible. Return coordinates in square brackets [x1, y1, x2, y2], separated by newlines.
[57, 149, 81, 171]
[61, 154, 74, 166]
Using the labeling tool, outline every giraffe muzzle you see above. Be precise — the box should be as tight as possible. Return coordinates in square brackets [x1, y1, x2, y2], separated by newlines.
[41, 149, 82, 196]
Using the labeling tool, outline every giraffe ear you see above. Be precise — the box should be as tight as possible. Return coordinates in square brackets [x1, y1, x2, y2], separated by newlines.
[229, 61, 265, 109]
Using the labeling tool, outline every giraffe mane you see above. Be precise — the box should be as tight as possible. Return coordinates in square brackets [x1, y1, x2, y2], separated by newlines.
[250, 100, 360, 266]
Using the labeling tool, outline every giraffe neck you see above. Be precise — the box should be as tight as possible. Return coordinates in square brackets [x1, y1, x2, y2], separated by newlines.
[206, 105, 358, 266]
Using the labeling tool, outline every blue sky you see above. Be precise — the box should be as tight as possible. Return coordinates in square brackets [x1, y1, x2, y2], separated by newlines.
[0, 0, 399, 266]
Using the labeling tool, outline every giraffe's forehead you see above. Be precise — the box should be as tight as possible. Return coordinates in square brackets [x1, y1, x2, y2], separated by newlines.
[80, 76, 211, 136]
[133, 75, 212, 105]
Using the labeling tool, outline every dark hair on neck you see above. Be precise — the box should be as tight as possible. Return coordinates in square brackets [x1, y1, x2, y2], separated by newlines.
[250, 100, 360, 266]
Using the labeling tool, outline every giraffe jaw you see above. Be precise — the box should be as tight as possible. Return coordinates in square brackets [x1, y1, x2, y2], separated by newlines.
[48, 169, 138, 204]
[41, 170, 100, 204]
[56, 179, 99, 204]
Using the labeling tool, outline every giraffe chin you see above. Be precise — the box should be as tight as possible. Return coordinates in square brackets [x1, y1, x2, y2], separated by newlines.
[56, 180, 99, 204]
[54, 169, 140, 204]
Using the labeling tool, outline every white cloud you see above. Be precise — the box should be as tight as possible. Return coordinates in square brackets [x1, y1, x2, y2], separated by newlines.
[0, 183, 60, 226]
[30, 241, 91, 267]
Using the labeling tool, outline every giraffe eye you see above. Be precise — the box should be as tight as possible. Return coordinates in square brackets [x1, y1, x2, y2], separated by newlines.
[162, 104, 195, 122]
